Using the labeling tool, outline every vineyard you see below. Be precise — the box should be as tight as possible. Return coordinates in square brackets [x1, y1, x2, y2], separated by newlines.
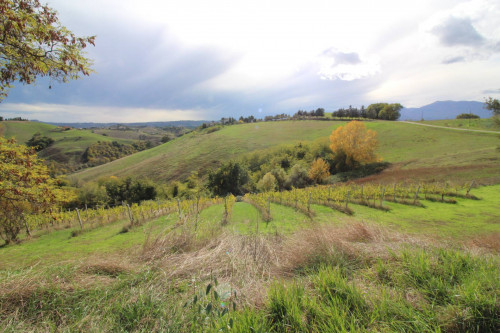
[1, 181, 498, 332]
[22, 180, 480, 240]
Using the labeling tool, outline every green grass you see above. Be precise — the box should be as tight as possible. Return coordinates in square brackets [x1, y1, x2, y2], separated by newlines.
[346, 184, 500, 238]
[1, 186, 499, 331]
[0, 214, 177, 270]
[367, 121, 499, 168]
[71, 120, 500, 185]
[72, 121, 346, 183]
[421, 118, 500, 131]
[0, 121, 135, 169]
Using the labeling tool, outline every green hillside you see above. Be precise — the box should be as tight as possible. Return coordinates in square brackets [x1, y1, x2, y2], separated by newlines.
[0, 121, 135, 171]
[72, 120, 500, 184]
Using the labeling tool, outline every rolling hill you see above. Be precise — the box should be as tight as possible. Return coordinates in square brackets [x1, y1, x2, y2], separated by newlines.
[0, 121, 136, 171]
[71, 120, 500, 185]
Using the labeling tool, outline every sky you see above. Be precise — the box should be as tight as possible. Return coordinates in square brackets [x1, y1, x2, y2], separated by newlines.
[1, 0, 499, 122]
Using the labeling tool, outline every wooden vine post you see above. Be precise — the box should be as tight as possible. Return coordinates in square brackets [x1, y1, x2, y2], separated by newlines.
[177, 199, 182, 219]
[75, 208, 83, 230]
[466, 180, 475, 196]
[308, 192, 311, 213]
[345, 191, 350, 209]
[380, 187, 386, 206]
[413, 185, 421, 204]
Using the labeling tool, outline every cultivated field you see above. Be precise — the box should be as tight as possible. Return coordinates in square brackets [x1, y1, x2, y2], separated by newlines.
[0, 180, 498, 331]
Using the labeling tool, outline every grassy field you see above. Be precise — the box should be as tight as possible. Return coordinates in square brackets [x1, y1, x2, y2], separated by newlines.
[71, 120, 500, 184]
[1, 183, 498, 331]
[421, 118, 500, 131]
[0, 121, 136, 170]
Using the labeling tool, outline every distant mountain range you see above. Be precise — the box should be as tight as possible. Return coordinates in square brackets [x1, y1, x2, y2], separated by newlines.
[400, 101, 490, 120]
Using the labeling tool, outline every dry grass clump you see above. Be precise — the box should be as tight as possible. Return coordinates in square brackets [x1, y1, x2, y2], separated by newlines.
[278, 221, 434, 276]
[81, 260, 131, 278]
[143, 230, 282, 305]
[0, 255, 136, 315]
[141, 220, 436, 305]
[466, 232, 500, 253]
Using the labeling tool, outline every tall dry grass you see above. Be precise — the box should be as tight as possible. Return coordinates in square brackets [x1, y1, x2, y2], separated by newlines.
[140, 219, 440, 305]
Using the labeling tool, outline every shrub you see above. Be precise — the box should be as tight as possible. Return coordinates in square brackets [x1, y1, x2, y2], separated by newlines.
[207, 161, 249, 196]
[26, 132, 54, 151]
[257, 172, 278, 192]
[104, 177, 157, 205]
[285, 164, 311, 189]
[456, 113, 480, 119]
[308, 158, 330, 184]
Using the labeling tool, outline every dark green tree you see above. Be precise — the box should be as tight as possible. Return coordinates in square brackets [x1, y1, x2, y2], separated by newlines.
[366, 103, 384, 119]
[285, 163, 311, 188]
[456, 113, 479, 119]
[26, 132, 54, 151]
[207, 161, 249, 196]
[104, 177, 157, 205]
[485, 97, 500, 116]
[378, 103, 403, 120]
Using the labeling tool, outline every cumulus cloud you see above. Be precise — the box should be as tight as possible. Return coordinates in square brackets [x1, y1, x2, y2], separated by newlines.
[316, 48, 380, 81]
[431, 16, 484, 47]
[424, 1, 500, 65]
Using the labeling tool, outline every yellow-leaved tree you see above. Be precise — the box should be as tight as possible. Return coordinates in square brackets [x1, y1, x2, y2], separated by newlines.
[0, 137, 70, 244]
[329, 121, 378, 171]
[308, 158, 330, 184]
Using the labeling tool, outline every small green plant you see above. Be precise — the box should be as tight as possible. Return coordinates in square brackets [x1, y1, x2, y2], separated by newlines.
[184, 276, 237, 332]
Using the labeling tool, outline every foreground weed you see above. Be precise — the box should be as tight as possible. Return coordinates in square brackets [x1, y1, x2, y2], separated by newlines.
[183, 275, 238, 332]
[267, 282, 306, 332]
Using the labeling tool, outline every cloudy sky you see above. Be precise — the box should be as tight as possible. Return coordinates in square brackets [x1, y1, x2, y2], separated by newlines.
[1, 0, 499, 122]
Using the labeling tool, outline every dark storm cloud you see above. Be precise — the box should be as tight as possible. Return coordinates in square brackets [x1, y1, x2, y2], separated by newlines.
[5, 25, 240, 111]
[432, 16, 484, 47]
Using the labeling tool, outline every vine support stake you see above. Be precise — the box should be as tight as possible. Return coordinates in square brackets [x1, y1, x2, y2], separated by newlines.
[345, 191, 350, 209]
[380, 187, 386, 206]
[466, 180, 475, 196]
[177, 199, 182, 219]
[75, 208, 83, 230]
[126, 204, 134, 225]
[413, 185, 421, 204]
